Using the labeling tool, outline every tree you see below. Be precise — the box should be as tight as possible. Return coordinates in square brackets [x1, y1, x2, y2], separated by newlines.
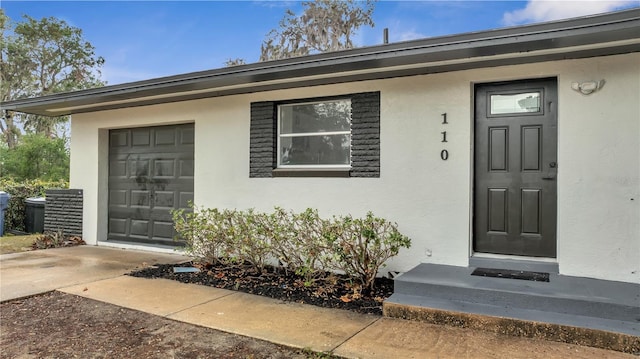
[0, 10, 105, 146]
[0, 134, 69, 181]
[224, 58, 246, 67]
[260, 0, 375, 62]
[0, 11, 27, 149]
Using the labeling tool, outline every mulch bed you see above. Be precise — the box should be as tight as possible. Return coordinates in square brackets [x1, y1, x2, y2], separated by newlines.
[129, 262, 394, 315]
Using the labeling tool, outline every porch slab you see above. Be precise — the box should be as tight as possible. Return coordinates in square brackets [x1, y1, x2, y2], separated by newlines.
[0, 246, 189, 302]
[384, 263, 640, 353]
[168, 291, 379, 353]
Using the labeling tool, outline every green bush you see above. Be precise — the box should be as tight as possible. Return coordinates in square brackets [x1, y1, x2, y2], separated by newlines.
[0, 178, 69, 232]
[172, 205, 411, 289]
[173, 207, 228, 264]
[328, 213, 412, 290]
[268, 207, 334, 284]
[174, 207, 273, 272]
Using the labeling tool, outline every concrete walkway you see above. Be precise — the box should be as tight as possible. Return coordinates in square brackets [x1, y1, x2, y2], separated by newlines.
[0, 247, 635, 358]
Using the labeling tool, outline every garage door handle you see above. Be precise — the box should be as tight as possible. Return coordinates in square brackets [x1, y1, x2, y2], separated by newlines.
[542, 175, 556, 180]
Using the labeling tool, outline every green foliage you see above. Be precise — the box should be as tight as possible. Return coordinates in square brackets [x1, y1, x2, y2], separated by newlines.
[173, 207, 226, 264]
[224, 208, 273, 271]
[269, 207, 333, 284]
[172, 205, 411, 289]
[328, 212, 411, 290]
[174, 206, 273, 272]
[0, 134, 69, 181]
[260, 0, 376, 61]
[0, 177, 68, 232]
[1, 10, 105, 145]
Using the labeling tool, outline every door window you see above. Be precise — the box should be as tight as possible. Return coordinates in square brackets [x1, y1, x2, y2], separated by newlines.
[490, 92, 541, 115]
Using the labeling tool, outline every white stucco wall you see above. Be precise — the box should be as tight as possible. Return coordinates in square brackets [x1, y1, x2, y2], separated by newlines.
[70, 53, 640, 283]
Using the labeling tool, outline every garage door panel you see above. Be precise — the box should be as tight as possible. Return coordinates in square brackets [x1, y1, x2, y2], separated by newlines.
[110, 131, 129, 147]
[109, 190, 128, 207]
[179, 159, 194, 177]
[132, 129, 151, 146]
[109, 160, 128, 177]
[130, 159, 150, 178]
[108, 218, 127, 236]
[152, 221, 175, 241]
[179, 192, 194, 208]
[155, 127, 177, 146]
[108, 124, 193, 246]
[154, 191, 175, 209]
[153, 159, 176, 178]
[130, 219, 150, 237]
[180, 127, 195, 145]
[130, 190, 151, 207]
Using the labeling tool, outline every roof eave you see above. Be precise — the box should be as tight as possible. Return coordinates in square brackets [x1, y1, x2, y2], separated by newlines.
[2, 8, 639, 117]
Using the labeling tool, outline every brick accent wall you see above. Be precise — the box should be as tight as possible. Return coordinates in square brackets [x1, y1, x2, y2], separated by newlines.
[249, 91, 380, 178]
[350, 92, 381, 178]
[44, 189, 83, 237]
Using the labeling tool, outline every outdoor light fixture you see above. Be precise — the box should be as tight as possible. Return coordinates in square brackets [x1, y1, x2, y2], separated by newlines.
[571, 80, 605, 95]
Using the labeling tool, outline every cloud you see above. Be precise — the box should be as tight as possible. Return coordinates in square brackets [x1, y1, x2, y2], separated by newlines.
[100, 65, 161, 85]
[503, 0, 639, 25]
[395, 30, 428, 42]
[378, 19, 429, 44]
[252, 1, 297, 9]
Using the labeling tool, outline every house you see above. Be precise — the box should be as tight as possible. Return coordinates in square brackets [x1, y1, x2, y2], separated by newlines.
[3, 9, 639, 346]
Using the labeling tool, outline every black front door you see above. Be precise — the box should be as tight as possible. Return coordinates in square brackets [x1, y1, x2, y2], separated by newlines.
[474, 78, 557, 257]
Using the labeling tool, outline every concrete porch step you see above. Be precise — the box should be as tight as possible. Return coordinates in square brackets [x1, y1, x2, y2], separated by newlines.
[383, 263, 640, 352]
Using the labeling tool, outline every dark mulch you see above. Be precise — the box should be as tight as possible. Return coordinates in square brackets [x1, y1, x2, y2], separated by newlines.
[129, 262, 394, 316]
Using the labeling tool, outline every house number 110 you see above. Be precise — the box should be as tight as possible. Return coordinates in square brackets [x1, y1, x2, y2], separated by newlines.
[441, 113, 449, 160]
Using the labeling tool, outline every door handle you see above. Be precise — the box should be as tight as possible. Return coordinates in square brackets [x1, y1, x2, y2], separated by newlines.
[542, 162, 557, 180]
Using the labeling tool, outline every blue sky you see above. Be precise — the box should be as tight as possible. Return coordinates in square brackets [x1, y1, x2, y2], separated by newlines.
[3, 1, 638, 85]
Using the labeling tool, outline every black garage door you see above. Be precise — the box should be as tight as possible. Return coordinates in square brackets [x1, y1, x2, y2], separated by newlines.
[108, 124, 194, 245]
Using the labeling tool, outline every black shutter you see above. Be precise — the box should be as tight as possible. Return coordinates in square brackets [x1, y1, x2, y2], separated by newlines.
[350, 92, 380, 177]
[249, 102, 276, 178]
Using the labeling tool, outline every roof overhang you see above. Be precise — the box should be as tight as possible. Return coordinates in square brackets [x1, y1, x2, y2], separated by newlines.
[2, 8, 640, 117]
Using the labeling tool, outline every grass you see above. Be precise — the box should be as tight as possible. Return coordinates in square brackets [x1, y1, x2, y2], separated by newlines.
[0, 234, 39, 254]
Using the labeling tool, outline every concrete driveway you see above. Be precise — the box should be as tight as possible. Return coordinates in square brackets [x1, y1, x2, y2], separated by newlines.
[0, 246, 189, 302]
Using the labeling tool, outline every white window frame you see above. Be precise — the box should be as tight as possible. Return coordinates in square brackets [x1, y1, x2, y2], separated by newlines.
[277, 99, 352, 169]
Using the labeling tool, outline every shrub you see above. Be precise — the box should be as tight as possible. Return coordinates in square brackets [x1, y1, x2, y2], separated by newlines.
[269, 207, 333, 284]
[328, 212, 411, 291]
[0, 178, 69, 232]
[174, 206, 273, 272]
[228, 208, 272, 272]
[172, 206, 411, 289]
[173, 206, 226, 264]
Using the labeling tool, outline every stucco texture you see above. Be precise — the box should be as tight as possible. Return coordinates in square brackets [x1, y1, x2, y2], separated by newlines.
[70, 53, 640, 284]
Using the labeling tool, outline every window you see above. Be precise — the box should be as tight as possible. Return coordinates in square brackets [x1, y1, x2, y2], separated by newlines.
[250, 92, 380, 178]
[278, 99, 351, 168]
[489, 91, 542, 115]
